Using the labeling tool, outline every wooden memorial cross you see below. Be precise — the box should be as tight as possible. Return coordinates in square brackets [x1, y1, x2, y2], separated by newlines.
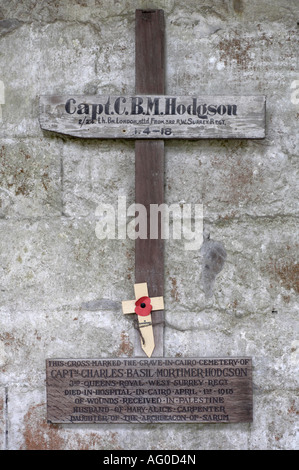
[131, 9, 165, 358]
[43, 9, 264, 424]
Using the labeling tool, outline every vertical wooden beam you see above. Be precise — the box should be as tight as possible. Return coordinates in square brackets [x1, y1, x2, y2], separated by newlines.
[135, 10, 165, 356]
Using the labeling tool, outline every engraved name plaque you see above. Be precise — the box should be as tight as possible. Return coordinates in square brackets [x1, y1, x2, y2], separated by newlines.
[46, 357, 253, 424]
[39, 95, 265, 139]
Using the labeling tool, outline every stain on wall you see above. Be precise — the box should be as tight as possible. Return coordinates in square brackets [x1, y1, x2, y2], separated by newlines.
[201, 234, 227, 298]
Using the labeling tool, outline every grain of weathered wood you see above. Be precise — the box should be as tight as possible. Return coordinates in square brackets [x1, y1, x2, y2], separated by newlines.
[135, 10, 165, 95]
[46, 358, 253, 424]
[135, 10, 165, 357]
[39, 94, 266, 139]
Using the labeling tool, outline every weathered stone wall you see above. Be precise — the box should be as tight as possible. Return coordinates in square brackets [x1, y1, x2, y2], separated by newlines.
[0, 0, 298, 450]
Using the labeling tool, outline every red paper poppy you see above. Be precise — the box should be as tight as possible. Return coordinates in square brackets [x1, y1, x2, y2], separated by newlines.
[135, 296, 152, 317]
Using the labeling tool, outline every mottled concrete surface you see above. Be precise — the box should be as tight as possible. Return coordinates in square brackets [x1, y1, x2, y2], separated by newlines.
[0, 0, 298, 450]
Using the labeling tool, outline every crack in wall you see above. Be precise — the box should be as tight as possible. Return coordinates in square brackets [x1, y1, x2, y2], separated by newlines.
[0, 19, 23, 37]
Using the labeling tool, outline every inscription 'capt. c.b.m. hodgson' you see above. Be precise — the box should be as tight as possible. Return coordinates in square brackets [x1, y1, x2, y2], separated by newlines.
[65, 96, 238, 122]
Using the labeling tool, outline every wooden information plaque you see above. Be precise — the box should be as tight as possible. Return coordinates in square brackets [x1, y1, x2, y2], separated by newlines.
[39, 95, 265, 139]
[46, 357, 253, 424]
